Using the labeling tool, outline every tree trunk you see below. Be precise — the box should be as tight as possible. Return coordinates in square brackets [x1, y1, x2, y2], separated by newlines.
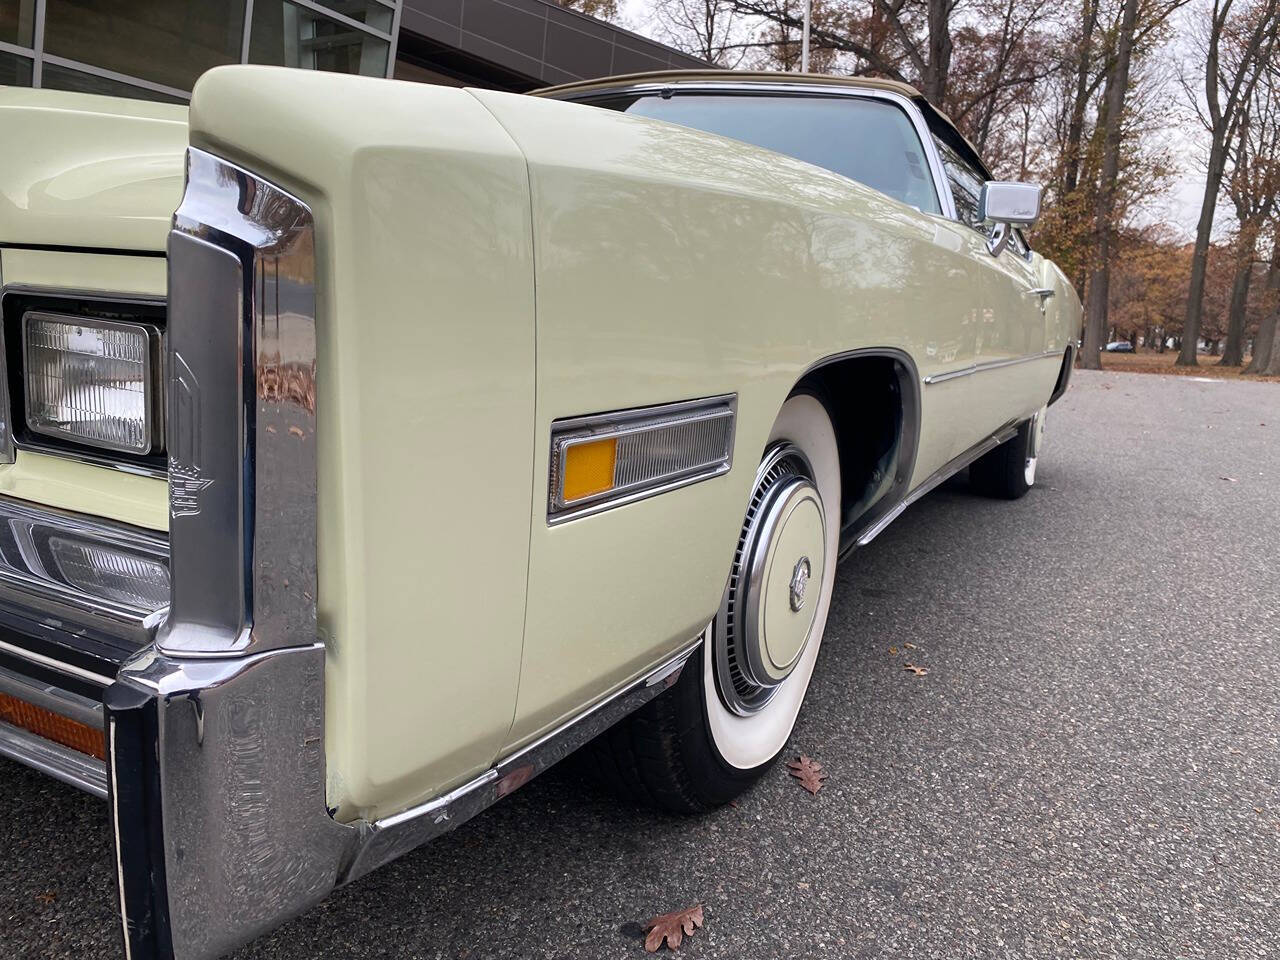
[1247, 306, 1278, 374]
[1080, 0, 1139, 372]
[1179, 137, 1231, 366]
[1062, 0, 1098, 196]
[922, 0, 953, 104]
[1218, 256, 1253, 365]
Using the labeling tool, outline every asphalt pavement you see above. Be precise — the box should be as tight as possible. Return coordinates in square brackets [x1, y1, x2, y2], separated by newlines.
[2, 369, 1278, 960]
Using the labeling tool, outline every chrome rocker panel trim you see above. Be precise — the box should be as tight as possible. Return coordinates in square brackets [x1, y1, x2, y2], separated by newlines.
[856, 419, 1020, 546]
[345, 637, 698, 881]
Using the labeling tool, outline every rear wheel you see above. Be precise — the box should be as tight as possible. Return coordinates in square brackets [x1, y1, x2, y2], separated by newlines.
[587, 393, 841, 813]
[969, 406, 1045, 500]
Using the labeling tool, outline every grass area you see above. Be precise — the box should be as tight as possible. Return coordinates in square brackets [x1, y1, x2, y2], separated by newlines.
[1097, 349, 1280, 382]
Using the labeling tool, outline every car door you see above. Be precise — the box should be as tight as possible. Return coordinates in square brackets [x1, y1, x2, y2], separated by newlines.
[928, 128, 1050, 439]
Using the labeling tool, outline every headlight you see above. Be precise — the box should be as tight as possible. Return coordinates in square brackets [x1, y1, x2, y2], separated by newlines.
[23, 311, 160, 455]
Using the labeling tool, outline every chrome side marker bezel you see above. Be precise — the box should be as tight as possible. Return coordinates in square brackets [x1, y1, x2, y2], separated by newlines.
[547, 394, 737, 524]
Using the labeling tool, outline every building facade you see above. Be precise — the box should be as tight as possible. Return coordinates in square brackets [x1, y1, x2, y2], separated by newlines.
[0, 0, 706, 103]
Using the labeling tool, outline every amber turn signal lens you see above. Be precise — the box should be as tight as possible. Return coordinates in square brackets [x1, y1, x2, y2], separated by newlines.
[0, 692, 105, 760]
[561, 437, 617, 503]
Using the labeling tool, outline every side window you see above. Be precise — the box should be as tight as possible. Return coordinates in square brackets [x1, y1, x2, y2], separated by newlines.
[597, 94, 943, 215]
[932, 135, 1033, 257]
[932, 138, 987, 233]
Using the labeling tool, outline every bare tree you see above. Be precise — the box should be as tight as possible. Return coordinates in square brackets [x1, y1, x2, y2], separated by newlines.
[557, 0, 621, 19]
[1219, 78, 1280, 364]
[1177, 0, 1279, 366]
[1081, 0, 1144, 368]
[1244, 233, 1280, 373]
[652, 0, 751, 64]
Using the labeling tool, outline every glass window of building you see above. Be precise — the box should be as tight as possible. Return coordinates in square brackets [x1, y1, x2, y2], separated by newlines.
[249, 0, 390, 77]
[0, 0, 35, 46]
[0, 0, 397, 102]
[43, 0, 243, 92]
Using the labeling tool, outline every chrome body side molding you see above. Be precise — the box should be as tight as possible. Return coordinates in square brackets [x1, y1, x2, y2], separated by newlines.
[106, 628, 700, 959]
[856, 420, 1020, 547]
[921, 349, 1062, 385]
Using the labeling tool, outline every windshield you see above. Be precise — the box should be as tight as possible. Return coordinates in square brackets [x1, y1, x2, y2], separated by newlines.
[586, 92, 942, 216]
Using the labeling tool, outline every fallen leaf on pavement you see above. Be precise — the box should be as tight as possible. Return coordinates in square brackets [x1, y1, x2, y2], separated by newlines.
[889, 646, 898, 655]
[904, 663, 929, 676]
[787, 754, 828, 795]
[903, 642, 918, 650]
[35, 891, 56, 904]
[644, 904, 704, 952]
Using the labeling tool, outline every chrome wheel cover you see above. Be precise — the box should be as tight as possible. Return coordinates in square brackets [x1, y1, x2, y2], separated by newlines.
[713, 443, 826, 716]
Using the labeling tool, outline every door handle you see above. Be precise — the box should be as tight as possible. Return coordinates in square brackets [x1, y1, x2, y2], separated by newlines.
[1025, 287, 1055, 299]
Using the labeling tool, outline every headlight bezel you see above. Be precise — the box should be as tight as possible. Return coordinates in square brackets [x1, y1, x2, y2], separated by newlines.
[0, 288, 168, 474]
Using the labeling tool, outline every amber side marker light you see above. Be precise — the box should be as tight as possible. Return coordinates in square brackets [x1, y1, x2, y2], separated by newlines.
[0, 692, 106, 760]
[561, 437, 618, 503]
[549, 395, 737, 522]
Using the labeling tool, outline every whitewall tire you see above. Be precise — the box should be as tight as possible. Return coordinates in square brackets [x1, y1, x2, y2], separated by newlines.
[585, 393, 841, 812]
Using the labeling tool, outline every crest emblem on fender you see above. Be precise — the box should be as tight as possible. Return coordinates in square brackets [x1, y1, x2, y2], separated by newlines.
[168, 350, 211, 517]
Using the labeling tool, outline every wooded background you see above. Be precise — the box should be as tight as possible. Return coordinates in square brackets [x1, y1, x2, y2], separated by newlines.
[564, 0, 1280, 374]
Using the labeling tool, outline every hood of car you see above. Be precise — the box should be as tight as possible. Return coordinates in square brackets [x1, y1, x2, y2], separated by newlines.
[0, 88, 188, 254]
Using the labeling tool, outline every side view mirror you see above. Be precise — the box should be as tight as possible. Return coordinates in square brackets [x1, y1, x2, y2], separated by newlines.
[979, 181, 1042, 256]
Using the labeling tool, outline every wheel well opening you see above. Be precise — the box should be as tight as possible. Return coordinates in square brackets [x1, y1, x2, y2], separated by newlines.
[796, 353, 918, 557]
[1048, 346, 1074, 405]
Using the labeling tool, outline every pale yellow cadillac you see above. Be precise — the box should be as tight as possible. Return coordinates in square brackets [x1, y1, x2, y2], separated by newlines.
[0, 66, 1078, 958]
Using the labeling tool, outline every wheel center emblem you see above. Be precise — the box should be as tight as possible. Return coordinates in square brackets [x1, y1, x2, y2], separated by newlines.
[789, 557, 811, 612]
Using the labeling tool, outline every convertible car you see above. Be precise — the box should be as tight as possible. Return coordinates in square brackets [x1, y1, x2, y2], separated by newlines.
[0, 67, 1079, 958]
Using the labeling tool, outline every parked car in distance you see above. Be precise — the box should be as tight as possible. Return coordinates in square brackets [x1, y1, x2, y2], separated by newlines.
[1106, 341, 1135, 352]
[0, 67, 1080, 960]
